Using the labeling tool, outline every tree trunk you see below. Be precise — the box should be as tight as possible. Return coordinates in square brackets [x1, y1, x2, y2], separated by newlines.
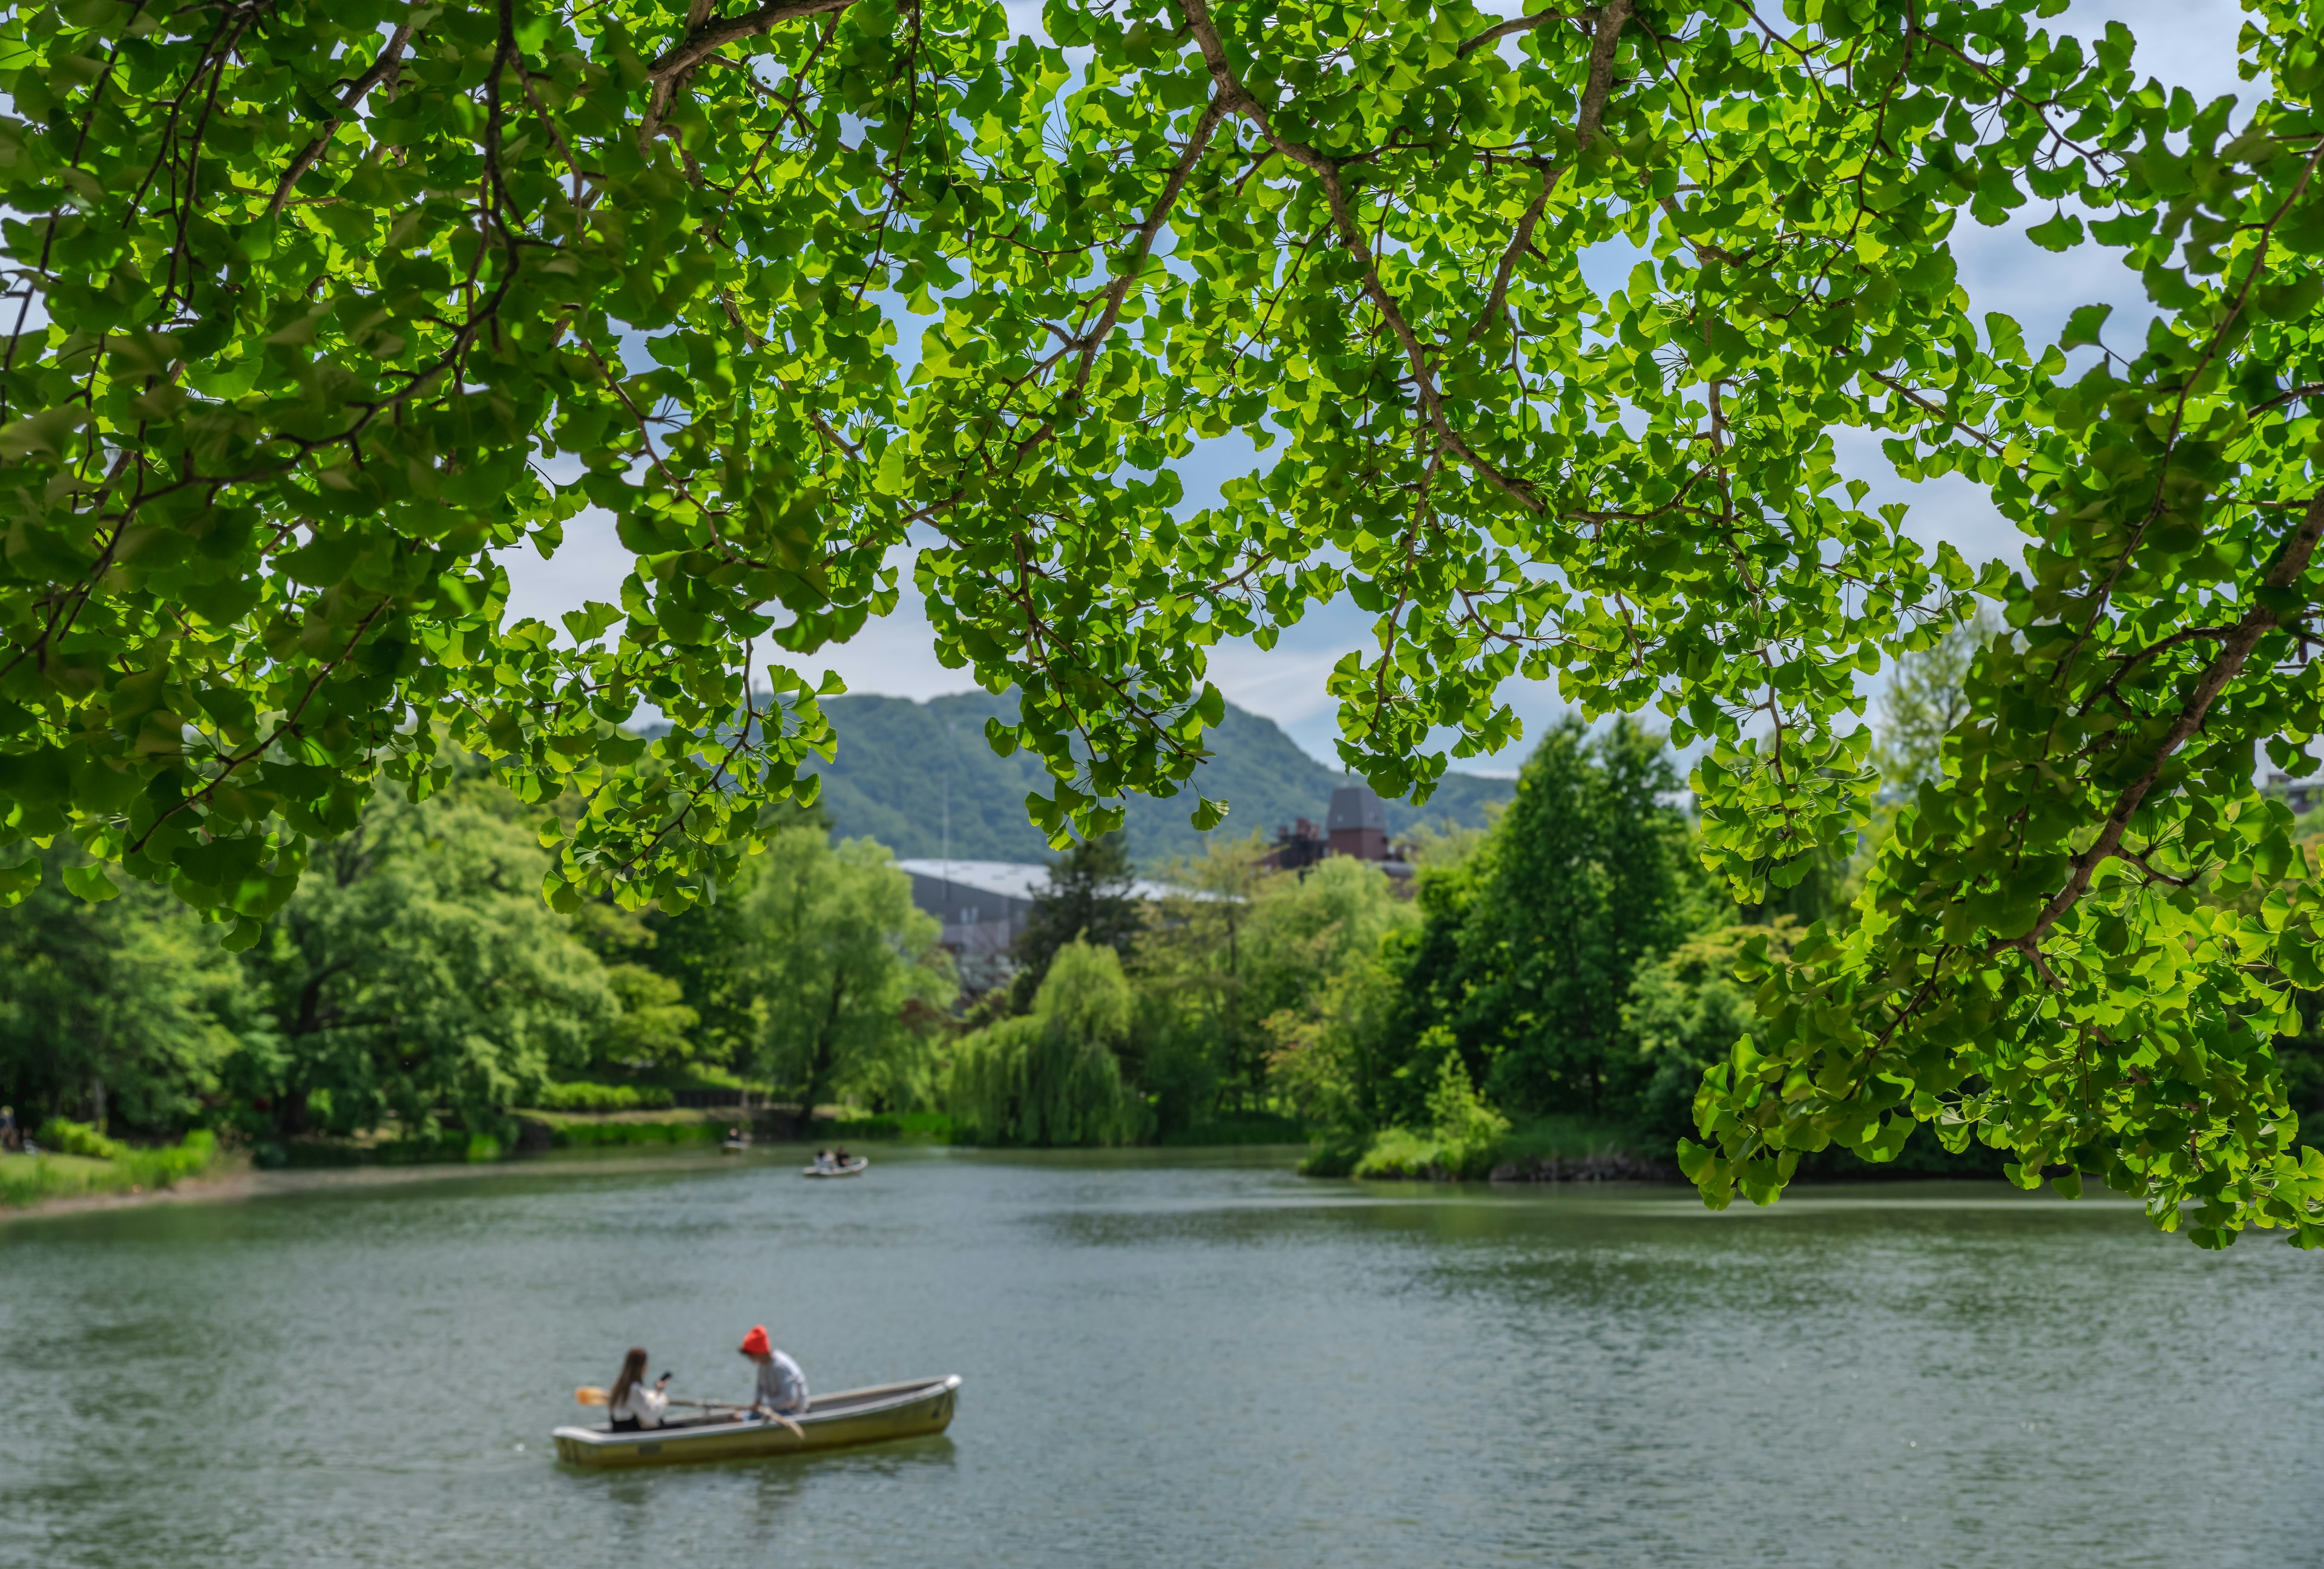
[88, 1076, 106, 1135]
[799, 969, 848, 1123]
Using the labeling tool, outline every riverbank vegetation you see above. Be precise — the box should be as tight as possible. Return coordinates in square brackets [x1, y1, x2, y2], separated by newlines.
[8, 641, 2324, 1200]
[0, 1124, 223, 1206]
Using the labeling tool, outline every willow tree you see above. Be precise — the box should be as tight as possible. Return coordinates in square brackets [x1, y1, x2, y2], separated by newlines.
[6, 0, 2324, 1240]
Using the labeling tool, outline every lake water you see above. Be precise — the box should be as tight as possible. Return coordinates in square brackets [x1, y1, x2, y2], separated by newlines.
[2, 1147, 2319, 1568]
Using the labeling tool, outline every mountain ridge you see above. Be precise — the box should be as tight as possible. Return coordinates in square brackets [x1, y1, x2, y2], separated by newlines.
[796, 692, 1517, 866]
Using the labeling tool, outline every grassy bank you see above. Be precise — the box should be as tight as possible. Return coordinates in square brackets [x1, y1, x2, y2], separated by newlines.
[531, 1112, 727, 1150]
[1312, 1114, 2015, 1184]
[824, 1110, 954, 1142]
[254, 1107, 955, 1165]
[1298, 1115, 1663, 1181]
[0, 1130, 225, 1207]
[243, 1104, 1324, 1170]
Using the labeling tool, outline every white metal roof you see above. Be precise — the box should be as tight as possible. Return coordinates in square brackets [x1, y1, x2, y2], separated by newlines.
[894, 859, 1186, 903]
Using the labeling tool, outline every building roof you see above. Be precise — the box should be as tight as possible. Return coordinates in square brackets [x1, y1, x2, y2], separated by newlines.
[894, 859, 1185, 903]
[1326, 782, 1388, 833]
[894, 860, 1049, 901]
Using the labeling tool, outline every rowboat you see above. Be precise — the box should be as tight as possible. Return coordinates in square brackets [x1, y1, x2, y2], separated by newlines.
[803, 1157, 868, 1178]
[553, 1375, 960, 1469]
[720, 1138, 750, 1154]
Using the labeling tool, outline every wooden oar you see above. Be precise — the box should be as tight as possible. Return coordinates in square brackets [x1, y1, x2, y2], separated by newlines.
[573, 1386, 806, 1440]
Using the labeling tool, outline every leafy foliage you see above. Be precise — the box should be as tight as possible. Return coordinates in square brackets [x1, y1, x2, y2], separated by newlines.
[1620, 920, 1793, 1150]
[723, 828, 954, 1113]
[1009, 831, 1143, 1009]
[526, 1078, 677, 1110]
[950, 937, 1143, 1145]
[1387, 715, 1701, 1118]
[1871, 609, 1996, 795]
[11, 0, 2324, 1237]
[238, 775, 615, 1135]
[0, 844, 245, 1132]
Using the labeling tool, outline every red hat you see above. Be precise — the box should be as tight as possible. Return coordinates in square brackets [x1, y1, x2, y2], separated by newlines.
[740, 1325, 771, 1356]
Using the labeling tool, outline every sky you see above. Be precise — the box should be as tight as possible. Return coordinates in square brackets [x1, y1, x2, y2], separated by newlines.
[497, 0, 2251, 774]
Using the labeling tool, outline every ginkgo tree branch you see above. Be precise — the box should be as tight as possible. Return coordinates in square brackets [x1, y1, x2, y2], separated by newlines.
[1177, 0, 1546, 514]
[2015, 494, 2324, 954]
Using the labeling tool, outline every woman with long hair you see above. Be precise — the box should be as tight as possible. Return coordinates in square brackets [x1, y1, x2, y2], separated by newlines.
[606, 1348, 669, 1432]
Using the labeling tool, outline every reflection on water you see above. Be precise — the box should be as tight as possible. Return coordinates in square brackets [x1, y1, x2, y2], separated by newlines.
[2, 1149, 2319, 1568]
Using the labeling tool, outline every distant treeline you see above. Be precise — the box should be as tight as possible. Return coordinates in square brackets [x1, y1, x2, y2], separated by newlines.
[11, 627, 2323, 1178]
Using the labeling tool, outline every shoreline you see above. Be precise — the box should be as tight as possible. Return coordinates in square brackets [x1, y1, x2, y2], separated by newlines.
[4, 1158, 263, 1220]
[0, 1145, 786, 1225]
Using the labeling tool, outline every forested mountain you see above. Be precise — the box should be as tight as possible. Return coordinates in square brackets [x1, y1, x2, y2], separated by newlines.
[800, 692, 1515, 865]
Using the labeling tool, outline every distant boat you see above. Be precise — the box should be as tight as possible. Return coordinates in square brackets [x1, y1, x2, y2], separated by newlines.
[553, 1377, 959, 1468]
[803, 1157, 868, 1179]
[720, 1136, 750, 1155]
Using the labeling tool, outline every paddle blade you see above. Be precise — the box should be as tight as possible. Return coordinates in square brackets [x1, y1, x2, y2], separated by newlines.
[576, 1385, 608, 1406]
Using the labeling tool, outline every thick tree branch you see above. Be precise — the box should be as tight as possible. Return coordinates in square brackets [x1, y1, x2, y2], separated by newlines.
[268, 24, 413, 216]
[1070, 94, 1226, 396]
[1457, 7, 1584, 58]
[2016, 493, 2324, 952]
[1176, 0, 1544, 514]
[1467, 0, 1630, 345]
[648, 0, 856, 82]
[1574, 0, 1633, 146]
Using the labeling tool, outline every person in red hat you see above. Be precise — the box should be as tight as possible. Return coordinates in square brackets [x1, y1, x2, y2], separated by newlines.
[739, 1324, 810, 1430]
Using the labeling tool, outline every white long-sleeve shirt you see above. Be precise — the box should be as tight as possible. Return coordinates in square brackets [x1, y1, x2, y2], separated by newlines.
[610, 1381, 667, 1428]
[752, 1351, 809, 1415]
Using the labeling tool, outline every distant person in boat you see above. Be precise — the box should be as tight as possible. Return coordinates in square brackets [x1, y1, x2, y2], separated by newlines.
[606, 1348, 670, 1432]
[813, 1148, 835, 1172]
[833, 1147, 851, 1167]
[740, 1324, 809, 1421]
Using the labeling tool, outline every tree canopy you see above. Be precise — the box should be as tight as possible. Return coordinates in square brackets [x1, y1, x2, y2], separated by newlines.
[11, 0, 2324, 1239]
[1390, 715, 1702, 1117]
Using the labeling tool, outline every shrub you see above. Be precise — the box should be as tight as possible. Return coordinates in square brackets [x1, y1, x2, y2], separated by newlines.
[528, 1081, 677, 1112]
[1297, 1130, 1373, 1178]
[1351, 1127, 1448, 1179]
[824, 1110, 953, 1141]
[37, 1117, 124, 1159]
[1347, 1052, 1510, 1181]
[1, 1130, 220, 1206]
[1424, 1049, 1509, 1176]
[547, 1118, 723, 1148]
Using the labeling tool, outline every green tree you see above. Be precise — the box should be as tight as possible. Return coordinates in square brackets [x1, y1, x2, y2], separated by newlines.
[1620, 923, 1797, 1151]
[1129, 835, 1276, 1133]
[1873, 610, 1999, 796]
[1135, 841, 1417, 1129]
[1011, 833, 1143, 1012]
[727, 830, 954, 1116]
[240, 779, 615, 1138]
[1266, 942, 1409, 1168]
[1423, 1049, 1511, 1178]
[568, 902, 701, 1076]
[1391, 716, 1699, 1120]
[0, 848, 246, 1135]
[950, 939, 1143, 1147]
